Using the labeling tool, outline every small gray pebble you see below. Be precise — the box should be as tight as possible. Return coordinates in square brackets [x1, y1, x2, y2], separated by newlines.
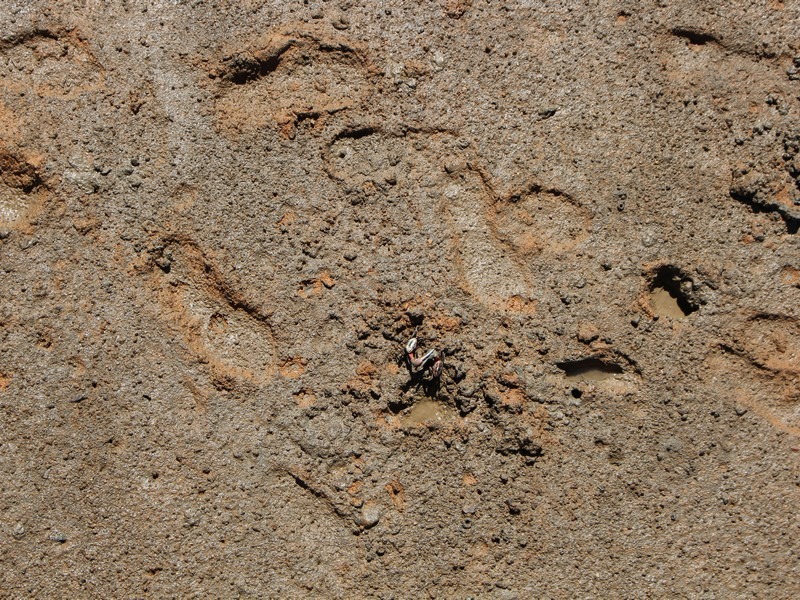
[357, 503, 382, 529]
[12, 522, 25, 539]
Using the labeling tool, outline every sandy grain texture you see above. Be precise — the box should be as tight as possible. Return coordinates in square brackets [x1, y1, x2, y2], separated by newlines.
[1, 1, 799, 597]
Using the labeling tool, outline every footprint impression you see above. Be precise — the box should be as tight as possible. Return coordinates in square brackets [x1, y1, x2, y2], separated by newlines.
[0, 149, 48, 232]
[662, 25, 800, 230]
[325, 127, 592, 312]
[707, 314, 800, 436]
[323, 127, 458, 295]
[152, 237, 276, 386]
[0, 26, 106, 231]
[211, 25, 376, 137]
[0, 27, 105, 100]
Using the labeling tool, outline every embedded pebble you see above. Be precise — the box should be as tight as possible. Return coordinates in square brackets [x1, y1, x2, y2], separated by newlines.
[357, 503, 382, 529]
[12, 522, 25, 539]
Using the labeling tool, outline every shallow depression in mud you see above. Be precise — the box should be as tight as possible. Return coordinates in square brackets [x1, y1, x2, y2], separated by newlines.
[649, 287, 688, 320]
[402, 400, 451, 426]
[557, 358, 624, 382]
[647, 266, 698, 319]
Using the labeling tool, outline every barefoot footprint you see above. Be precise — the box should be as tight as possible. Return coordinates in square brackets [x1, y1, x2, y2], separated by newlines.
[0, 26, 105, 231]
[212, 25, 376, 137]
[707, 314, 800, 436]
[153, 237, 276, 386]
[0, 27, 105, 100]
[441, 168, 538, 311]
[325, 126, 592, 312]
[326, 127, 534, 308]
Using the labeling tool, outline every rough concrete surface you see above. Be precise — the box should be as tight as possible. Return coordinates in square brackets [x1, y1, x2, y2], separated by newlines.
[1, 0, 799, 597]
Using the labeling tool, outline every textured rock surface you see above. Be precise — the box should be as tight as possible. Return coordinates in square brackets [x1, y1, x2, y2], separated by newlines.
[1, 1, 799, 597]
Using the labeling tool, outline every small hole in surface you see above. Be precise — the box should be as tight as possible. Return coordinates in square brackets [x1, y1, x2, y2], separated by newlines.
[571, 388, 582, 398]
[649, 265, 698, 318]
[557, 358, 624, 381]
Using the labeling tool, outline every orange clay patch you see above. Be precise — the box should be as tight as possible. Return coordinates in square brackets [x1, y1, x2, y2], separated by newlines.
[500, 387, 526, 407]
[297, 270, 335, 298]
[280, 357, 306, 379]
[462, 473, 477, 486]
[293, 388, 316, 408]
[780, 266, 800, 286]
[385, 479, 406, 511]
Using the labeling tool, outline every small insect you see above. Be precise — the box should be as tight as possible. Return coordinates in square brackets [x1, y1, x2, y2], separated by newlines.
[404, 336, 442, 378]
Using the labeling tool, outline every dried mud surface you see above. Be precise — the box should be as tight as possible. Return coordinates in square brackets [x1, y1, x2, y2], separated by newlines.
[1, 1, 799, 598]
